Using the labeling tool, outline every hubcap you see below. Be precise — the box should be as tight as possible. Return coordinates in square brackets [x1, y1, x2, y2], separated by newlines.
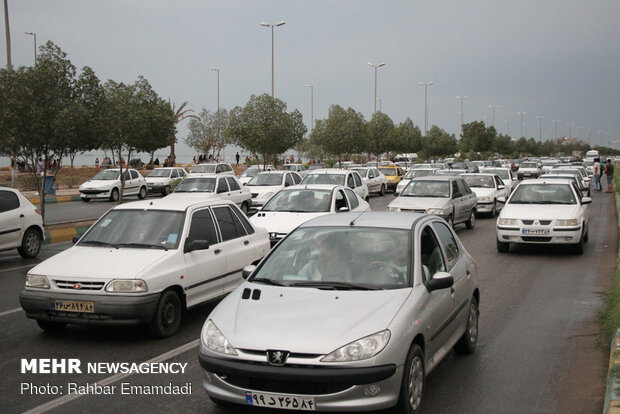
[470, 212, 475, 226]
[468, 303, 478, 344]
[408, 356, 423, 410]
[162, 302, 177, 327]
[26, 233, 39, 253]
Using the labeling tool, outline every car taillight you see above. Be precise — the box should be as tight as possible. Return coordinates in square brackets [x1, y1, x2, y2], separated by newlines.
[35, 209, 41, 215]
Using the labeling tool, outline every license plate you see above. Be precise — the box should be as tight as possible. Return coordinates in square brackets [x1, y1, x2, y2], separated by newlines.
[52, 300, 94, 313]
[246, 391, 315, 411]
[522, 228, 550, 235]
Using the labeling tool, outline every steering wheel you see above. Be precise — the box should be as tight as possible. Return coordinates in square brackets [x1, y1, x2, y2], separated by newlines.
[365, 261, 406, 286]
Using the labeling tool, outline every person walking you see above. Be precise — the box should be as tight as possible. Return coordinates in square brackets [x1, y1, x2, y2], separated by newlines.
[235, 152, 240, 166]
[604, 159, 614, 193]
[95, 157, 100, 169]
[593, 157, 601, 191]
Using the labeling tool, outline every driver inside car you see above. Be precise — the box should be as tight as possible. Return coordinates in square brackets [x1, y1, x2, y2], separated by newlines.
[298, 233, 353, 282]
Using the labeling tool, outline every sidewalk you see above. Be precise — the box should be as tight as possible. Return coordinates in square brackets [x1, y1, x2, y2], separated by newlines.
[26, 188, 82, 205]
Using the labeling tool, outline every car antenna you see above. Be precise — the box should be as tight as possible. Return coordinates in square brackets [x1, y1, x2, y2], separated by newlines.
[349, 206, 371, 226]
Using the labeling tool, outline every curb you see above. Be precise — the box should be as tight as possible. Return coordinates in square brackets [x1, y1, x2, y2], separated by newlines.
[604, 329, 620, 414]
[28, 194, 82, 205]
[43, 222, 94, 244]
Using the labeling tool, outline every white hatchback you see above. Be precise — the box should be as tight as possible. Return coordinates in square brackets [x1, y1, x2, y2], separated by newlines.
[145, 167, 187, 195]
[0, 187, 44, 258]
[79, 168, 148, 202]
[167, 175, 253, 215]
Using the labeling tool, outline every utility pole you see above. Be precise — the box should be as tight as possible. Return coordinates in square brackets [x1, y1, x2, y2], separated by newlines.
[4, 0, 12, 71]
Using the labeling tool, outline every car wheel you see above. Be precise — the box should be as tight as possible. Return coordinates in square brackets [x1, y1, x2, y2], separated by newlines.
[397, 343, 425, 414]
[138, 186, 147, 199]
[162, 186, 171, 196]
[447, 215, 454, 229]
[17, 228, 42, 258]
[465, 210, 476, 229]
[573, 232, 584, 255]
[81, 198, 90, 202]
[455, 298, 479, 354]
[110, 188, 119, 202]
[240, 201, 249, 215]
[584, 228, 589, 243]
[36, 320, 67, 332]
[490, 201, 497, 217]
[379, 184, 386, 196]
[496, 238, 510, 253]
[148, 290, 182, 338]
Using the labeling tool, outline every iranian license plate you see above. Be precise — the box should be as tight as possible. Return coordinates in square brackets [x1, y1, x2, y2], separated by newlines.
[246, 391, 315, 411]
[522, 228, 550, 235]
[52, 300, 94, 313]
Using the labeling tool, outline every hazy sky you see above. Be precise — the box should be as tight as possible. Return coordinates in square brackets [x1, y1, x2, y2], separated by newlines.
[2, 0, 619, 153]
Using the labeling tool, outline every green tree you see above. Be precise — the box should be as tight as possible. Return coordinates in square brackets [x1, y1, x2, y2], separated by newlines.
[425, 126, 458, 159]
[168, 101, 199, 165]
[366, 112, 394, 161]
[185, 108, 229, 160]
[494, 134, 515, 156]
[460, 121, 497, 154]
[390, 118, 422, 166]
[309, 105, 366, 166]
[227, 94, 306, 166]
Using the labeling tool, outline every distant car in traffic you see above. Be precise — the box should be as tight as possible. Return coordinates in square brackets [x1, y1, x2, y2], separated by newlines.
[145, 167, 187, 195]
[395, 169, 435, 196]
[351, 167, 387, 196]
[79, 168, 147, 202]
[188, 162, 235, 176]
[378, 166, 405, 192]
[301, 168, 369, 201]
[167, 175, 252, 215]
[246, 171, 303, 210]
[461, 173, 508, 217]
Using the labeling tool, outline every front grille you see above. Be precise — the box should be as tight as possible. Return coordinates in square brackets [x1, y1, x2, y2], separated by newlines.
[54, 280, 105, 290]
[521, 220, 551, 225]
[219, 374, 352, 395]
[80, 190, 106, 195]
[401, 209, 426, 213]
[521, 236, 552, 242]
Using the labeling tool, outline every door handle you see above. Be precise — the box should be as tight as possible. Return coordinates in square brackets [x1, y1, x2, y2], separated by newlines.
[20, 214, 24, 218]
[244, 240, 250, 245]
[214, 249, 222, 254]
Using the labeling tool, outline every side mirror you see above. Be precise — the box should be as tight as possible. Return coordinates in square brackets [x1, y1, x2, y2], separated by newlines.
[242, 265, 257, 279]
[427, 272, 454, 292]
[243, 182, 247, 186]
[581, 197, 592, 204]
[498, 185, 505, 190]
[338, 206, 350, 212]
[184, 239, 209, 253]
[497, 196, 506, 203]
[72, 236, 80, 244]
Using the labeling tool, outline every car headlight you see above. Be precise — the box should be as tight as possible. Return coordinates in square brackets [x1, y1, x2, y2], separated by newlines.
[478, 196, 491, 202]
[25, 274, 50, 289]
[556, 219, 578, 226]
[105, 279, 148, 292]
[201, 320, 238, 356]
[321, 330, 390, 362]
[498, 218, 518, 225]
[426, 208, 446, 215]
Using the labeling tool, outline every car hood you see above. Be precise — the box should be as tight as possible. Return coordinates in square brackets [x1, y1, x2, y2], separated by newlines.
[145, 177, 169, 183]
[470, 188, 495, 198]
[28, 246, 171, 279]
[80, 179, 117, 189]
[249, 212, 327, 234]
[388, 196, 449, 210]
[501, 203, 583, 220]
[166, 192, 217, 199]
[246, 185, 280, 195]
[210, 284, 411, 354]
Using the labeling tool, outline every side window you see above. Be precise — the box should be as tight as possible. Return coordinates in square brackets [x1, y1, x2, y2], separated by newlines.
[0, 190, 20, 213]
[457, 180, 470, 195]
[353, 172, 362, 187]
[231, 206, 255, 234]
[227, 165, 233, 172]
[226, 177, 240, 191]
[344, 188, 359, 210]
[171, 170, 178, 178]
[420, 226, 445, 281]
[368, 170, 375, 179]
[431, 222, 460, 270]
[216, 165, 223, 173]
[213, 206, 247, 241]
[451, 181, 462, 198]
[180, 169, 186, 177]
[285, 173, 294, 187]
[292, 173, 302, 184]
[216, 178, 229, 193]
[186, 209, 219, 246]
[494, 176, 504, 187]
[130, 170, 139, 179]
[346, 174, 355, 189]
[572, 182, 582, 201]
[335, 190, 349, 211]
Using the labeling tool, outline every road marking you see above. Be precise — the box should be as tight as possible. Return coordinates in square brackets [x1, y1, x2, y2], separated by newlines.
[0, 263, 37, 273]
[0, 307, 22, 317]
[22, 338, 201, 414]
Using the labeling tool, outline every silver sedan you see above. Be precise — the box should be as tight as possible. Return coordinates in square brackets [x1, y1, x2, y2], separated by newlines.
[198, 212, 480, 413]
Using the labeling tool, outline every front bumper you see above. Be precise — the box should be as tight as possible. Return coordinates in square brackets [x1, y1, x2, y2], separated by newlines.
[19, 289, 160, 325]
[477, 202, 494, 212]
[79, 189, 111, 199]
[198, 353, 401, 411]
[496, 225, 582, 245]
[146, 183, 167, 193]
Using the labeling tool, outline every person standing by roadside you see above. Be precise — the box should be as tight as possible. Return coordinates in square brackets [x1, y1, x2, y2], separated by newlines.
[235, 152, 240, 166]
[95, 157, 100, 169]
[604, 159, 614, 193]
[593, 157, 601, 191]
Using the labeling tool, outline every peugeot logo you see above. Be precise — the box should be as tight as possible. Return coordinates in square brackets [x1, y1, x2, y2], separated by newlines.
[72, 284, 82, 290]
[534, 220, 540, 225]
[267, 350, 289, 366]
[269, 232, 278, 240]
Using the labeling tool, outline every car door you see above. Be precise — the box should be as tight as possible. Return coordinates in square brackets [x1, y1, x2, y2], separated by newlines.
[183, 207, 229, 307]
[450, 180, 465, 222]
[352, 172, 367, 199]
[366, 169, 377, 192]
[494, 175, 507, 202]
[291, 172, 302, 185]
[344, 188, 360, 211]
[0, 190, 22, 250]
[458, 179, 477, 218]
[225, 177, 245, 206]
[216, 176, 231, 201]
[121, 170, 134, 195]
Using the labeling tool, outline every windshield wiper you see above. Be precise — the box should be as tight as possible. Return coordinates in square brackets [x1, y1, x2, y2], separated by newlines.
[290, 281, 377, 290]
[251, 278, 285, 286]
[115, 242, 166, 249]
[79, 240, 119, 248]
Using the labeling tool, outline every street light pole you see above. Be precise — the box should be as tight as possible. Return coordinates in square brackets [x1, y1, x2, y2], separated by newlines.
[456, 96, 469, 136]
[552, 120, 560, 139]
[536, 115, 544, 142]
[260, 21, 285, 98]
[210, 67, 220, 160]
[305, 84, 314, 132]
[376, 98, 382, 112]
[488, 105, 498, 127]
[3, 0, 11, 71]
[25, 31, 36, 63]
[566, 123, 573, 139]
[505, 120, 510, 136]
[368, 62, 385, 115]
[517, 112, 527, 138]
[419, 81, 434, 136]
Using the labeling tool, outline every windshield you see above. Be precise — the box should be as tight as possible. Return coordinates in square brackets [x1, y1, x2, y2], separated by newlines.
[247, 173, 284, 186]
[92, 170, 120, 180]
[302, 174, 345, 185]
[451, 162, 467, 169]
[251, 227, 410, 289]
[405, 170, 433, 179]
[483, 169, 509, 179]
[79, 210, 184, 249]
[583, 160, 594, 167]
[263, 189, 332, 212]
[380, 168, 397, 176]
[240, 168, 259, 177]
[173, 177, 216, 193]
[191, 164, 216, 174]
[351, 168, 368, 178]
[147, 169, 171, 178]
[401, 180, 450, 197]
[462, 175, 494, 188]
[520, 162, 538, 168]
[411, 164, 431, 169]
[509, 184, 576, 205]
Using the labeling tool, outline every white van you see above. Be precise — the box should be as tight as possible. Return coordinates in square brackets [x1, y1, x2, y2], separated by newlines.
[585, 150, 599, 159]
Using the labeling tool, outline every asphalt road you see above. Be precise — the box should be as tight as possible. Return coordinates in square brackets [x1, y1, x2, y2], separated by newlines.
[0, 190, 615, 414]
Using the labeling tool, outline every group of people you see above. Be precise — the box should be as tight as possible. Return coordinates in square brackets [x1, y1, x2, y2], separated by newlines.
[592, 158, 615, 193]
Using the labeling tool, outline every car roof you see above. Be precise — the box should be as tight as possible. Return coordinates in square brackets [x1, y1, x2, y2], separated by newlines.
[519, 179, 573, 185]
[256, 170, 285, 175]
[305, 168, 349, 175]
[413, 175, 457, 182]
[299, 211, 423, 230]
[112, 197, 236, 212]
[461, 173, 497, 177]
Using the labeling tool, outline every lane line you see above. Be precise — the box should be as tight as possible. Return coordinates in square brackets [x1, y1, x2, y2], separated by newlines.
[22, 338, 201, 414]
[0, 307, 22, 317]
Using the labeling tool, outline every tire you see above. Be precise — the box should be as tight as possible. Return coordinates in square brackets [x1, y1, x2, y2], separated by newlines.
[379, 184, 386, 196]
[162, 186, 171, 196]
[110, 188, 119, 202]
[138, 186, 147, 199]
[396, 344, 425, 414]
[447, 215, 454, 229]
[496, 238, 510, 252]
[455, 298, 479, 354]
[584, 228, 589, 243]
[573, 232, 584, 255]
[148, 290, 182, 338]
[36, 320, 67, 332]
[81, 198, 90, 202]
[17, 228, 42, 258]
[465, 210, 476, 229]
[490, 201, 497, 217]
[240, 201, 249, 215]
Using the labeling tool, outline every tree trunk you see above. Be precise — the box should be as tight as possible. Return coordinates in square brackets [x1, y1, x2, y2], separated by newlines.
[169, 133, 176, 165]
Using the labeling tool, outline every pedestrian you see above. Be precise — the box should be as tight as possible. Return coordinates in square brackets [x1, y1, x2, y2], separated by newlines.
[605, 159, 614, 193]
[154, 158, 160, 166]
[593, 157, 601, 191]
[95, 157, 100, 169]
[235, 152, 240, 166]
[36, 157, 43, 175]
[209, 154, 213, 161]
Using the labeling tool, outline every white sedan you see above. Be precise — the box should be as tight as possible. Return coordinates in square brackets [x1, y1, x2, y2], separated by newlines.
[167, 174, 252, 215]
[301, 168, 369, 201]
[496, 179, 590, 254]
[480, 167, 518, 195]
[249, 184, 370, 247]
[350, 167, 387, 196]
[461, 173, 508, 217]
[79, 168, 147, 202]
[0, 187, 44, 258]
[395, 169, 435, 196]
[246, 171, 303, 210]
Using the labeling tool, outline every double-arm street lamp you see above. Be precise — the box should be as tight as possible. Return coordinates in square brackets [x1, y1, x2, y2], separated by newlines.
[260, 21, 285, 98]
[25, 31, 36, 63]
[456, 96, 469, 135]
[488, 104, 498, 127]
[517, 112, 527, 138]
[368, 62, 385, 115]
[536, 116, 544, 142]
[419, 81, 434, 136]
